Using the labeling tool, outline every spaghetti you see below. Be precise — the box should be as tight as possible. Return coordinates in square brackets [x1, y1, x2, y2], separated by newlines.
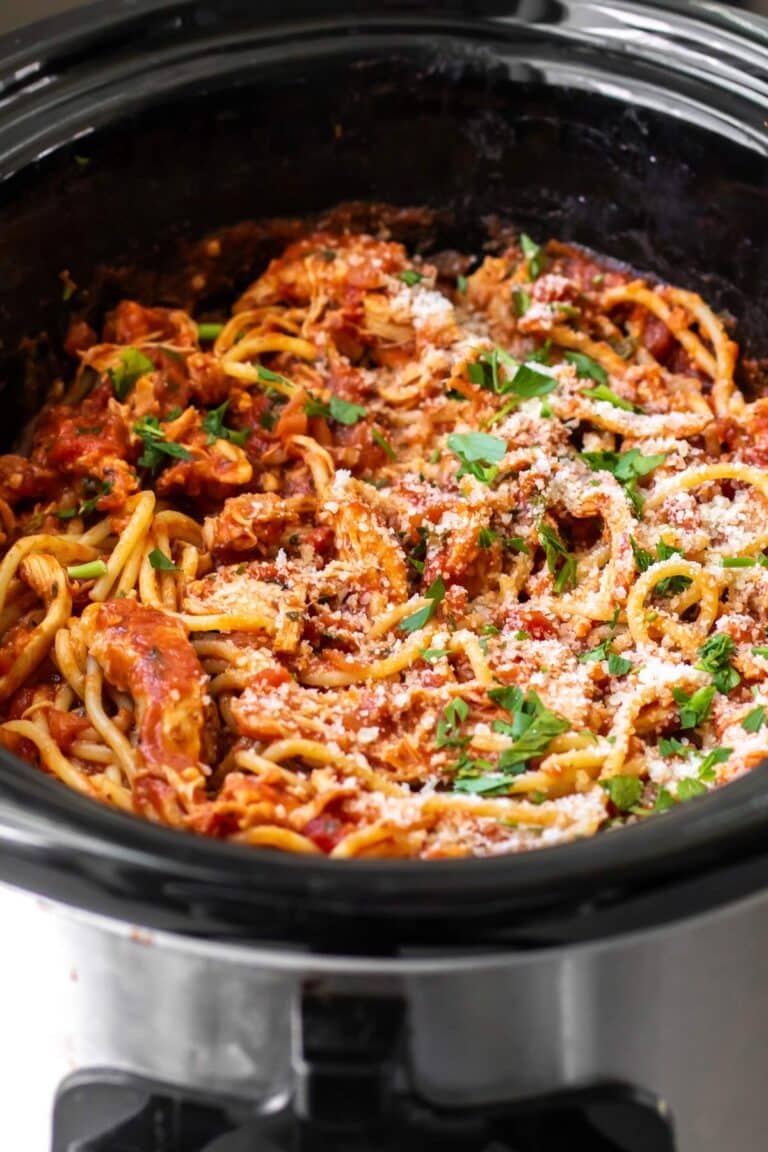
[1, 224, 767, 858]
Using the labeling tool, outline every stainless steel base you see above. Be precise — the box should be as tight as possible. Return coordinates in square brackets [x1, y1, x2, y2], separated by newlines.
[3, 879, 767, 1151]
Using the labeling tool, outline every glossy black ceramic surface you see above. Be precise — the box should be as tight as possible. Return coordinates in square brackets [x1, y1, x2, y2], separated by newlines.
[0, 0, 767, 950]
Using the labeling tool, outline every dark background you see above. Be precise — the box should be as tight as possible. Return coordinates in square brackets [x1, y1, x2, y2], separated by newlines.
[0, 0, 766, 37]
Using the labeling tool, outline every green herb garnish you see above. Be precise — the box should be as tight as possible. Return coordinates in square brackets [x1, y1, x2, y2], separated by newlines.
[109, 348, 155, 401]
[630, 536, 690, 596]
[398, 269, 423, 286]
[436, 697, 470, 749]
[306, 393, 367, 426]
[537, 521, 577, 593]
[202, 400, 249, 446]
[581, 382, 642, 413]
[134, 416, 193, 471]
[579, 449, 666, 516]
[371, 428, 396, 460]
[743, 705, 766, 733]
[398, 575, 446, 633]
[696, 633, 740, 695]
[654, 786, 675, 812]
[672, 684, 715, 730]
[447, 432, 507, 485]
[148, 548, 179, 572]
[197, 322, 224, 341]
[579, 640, 610, 664]
[721, 556, 759, 569]
[677, 777, 708, 801]
[453, 687, 569, 794]
[607, 652, 633, 676]
[466, 346, 519, 394]
[659, 736, 692, 758]
[512, 286, 531, 316]
[600, 775, 643, 811]
[520, 233, 546, 280]
[697, 746, 731, 782]
[477, 527, 497, 549]
[564, 351, 608, 387]
[257, 365, 294, 390]
[56, 480, 112, 521]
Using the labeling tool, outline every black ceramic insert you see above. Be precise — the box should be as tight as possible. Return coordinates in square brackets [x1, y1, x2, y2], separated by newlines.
[0, 1, 767, 950]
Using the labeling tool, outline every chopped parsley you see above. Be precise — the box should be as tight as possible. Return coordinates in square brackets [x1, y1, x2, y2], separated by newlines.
[398, 269, 423, 286]
[398, 575, 446, 633]
[371, 428, 396, 460]
[581, 382, 642, 413]
[56, 480, 112, 521]
[466, 346, 518, 393]
[600, 775, 643, 811]
[520, 233, 546, 280]
[197, 322, 224, 341]
[659, 736, 693, 758]
[109, 347, 154, 401]
[148, 548, 179, 572]
[753, 646, 768, 658]
[743, 705, 766, 733]
[447, 432, 507, 485]
[672, 684, 715, 730]
[579, 449, 666, 516]
[630, 536, 690, 596]
[555, 302, 580, 320]
[491, 686, 570, 769]
[697, 746, 731, 782]
[134, 416, 193, 471]
[305, 393, 367, 426]
[453, 686, 569, 794]
[507, 363, 558, 398]
[654, 786, 675, 812]
[537, 521, 577, 593]
[696, 633, 740, 695]
[578, 611, 628, 673]
[528, 339, 552, 365]
[407, 526, 429, 574]
[578, 640, 610, 664]
[564, 351, 608, 387]
[436, 697, 470, 749]
[477, 528, 530, 553]
[466, 348, 556, 406]
[257, 365, 294, 391]
[456, 274, 468, 294]
[201, 400, 249, 446]
[677, 777, 708, 801]
[511, 286, 531, 316]
[421, 648, 450, 662]
[505, 536, 529, 554]
[607, 651, 633, 676]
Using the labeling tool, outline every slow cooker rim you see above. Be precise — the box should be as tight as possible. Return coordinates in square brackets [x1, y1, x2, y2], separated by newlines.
[0, 0, 767, 948]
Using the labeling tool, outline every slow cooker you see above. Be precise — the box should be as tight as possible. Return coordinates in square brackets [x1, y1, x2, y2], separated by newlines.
[2, 2, 768, 1149]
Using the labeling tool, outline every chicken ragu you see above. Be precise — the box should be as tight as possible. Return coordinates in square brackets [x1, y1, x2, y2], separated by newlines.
[0, 217, 767, 858]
